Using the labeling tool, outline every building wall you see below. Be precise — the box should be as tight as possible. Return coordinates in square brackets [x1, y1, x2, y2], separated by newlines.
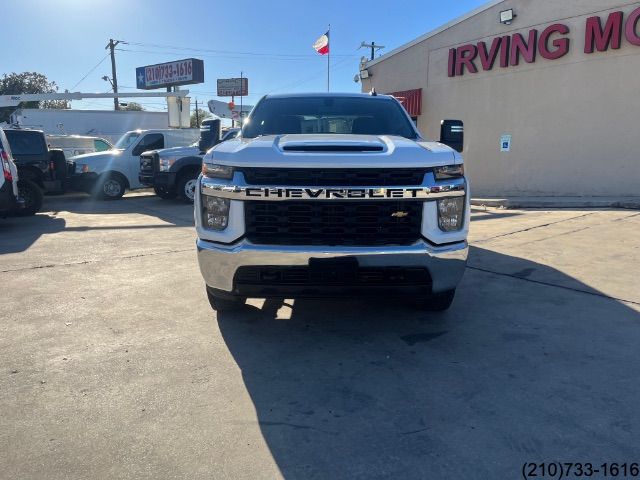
[365, 0, 640, 196]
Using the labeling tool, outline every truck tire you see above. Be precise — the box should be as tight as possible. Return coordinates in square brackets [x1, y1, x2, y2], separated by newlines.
[207, 290, 246, 312]
[416, 289, 456, 312]
[16, 179, 44, 216]
[154, 186, 176, 200]
[177, 172, 199, 203]
[96, 173, 126, 200]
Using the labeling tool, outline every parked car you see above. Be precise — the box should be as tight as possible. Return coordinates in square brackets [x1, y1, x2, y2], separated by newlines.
[2, 127, 73, 215]
[46, 134, 113, 158]
[72, 128, 199, 199]
[138, 122, 240, 203]
[195, 92, 469, 312]
[0, 129, 23, 217]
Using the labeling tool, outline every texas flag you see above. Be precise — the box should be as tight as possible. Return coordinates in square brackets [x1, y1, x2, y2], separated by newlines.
[313, 31, 330, 55]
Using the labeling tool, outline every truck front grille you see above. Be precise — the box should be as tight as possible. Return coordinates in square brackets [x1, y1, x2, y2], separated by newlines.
[140, 154, 156, 174]
[240, 168, 428, 186]
[235, 266, 431, 287]
[244, 201, 423, 246]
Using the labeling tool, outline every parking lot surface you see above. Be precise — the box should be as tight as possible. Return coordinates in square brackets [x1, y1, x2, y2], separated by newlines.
[1, 193, 639, 479]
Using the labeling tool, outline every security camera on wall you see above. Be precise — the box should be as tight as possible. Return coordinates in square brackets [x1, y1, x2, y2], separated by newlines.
[354, 74, 360, 83]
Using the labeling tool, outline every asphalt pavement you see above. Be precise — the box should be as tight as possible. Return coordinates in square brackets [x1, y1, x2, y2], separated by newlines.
[1, 192, 639, 479]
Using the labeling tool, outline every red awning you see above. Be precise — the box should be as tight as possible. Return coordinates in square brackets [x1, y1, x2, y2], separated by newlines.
[389, 88, 422, 117]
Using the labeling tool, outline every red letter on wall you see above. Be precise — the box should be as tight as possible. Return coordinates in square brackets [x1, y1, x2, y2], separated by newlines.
[510, 30, 538, 66]
[477, 37, 502, 71]
[500, 36, 511, 68]
[455, 44, 479, 76]
[539, 24, 570, 60]
[625, 6, 640, 46]
[448, 48, 457, 77]
[585, 11, 623, 53]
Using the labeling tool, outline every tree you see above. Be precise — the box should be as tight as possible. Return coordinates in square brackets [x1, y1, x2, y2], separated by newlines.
[190, 108, 212, 128]
[121, 102, 144, 111]
[0, 72, 69, 123]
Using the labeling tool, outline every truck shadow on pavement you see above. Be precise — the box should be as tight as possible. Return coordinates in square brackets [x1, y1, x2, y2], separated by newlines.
[215, 246, 640, 479]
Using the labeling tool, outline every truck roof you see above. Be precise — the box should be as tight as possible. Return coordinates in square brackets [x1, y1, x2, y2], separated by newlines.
[263, 92, 394, 100]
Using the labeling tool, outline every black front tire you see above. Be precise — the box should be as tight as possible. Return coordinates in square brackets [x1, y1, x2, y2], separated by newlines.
[207, 290, 246, 312]
[154, 186, 176, 200]
[416, 289, 456, 312]
[176, 173, 198, 203]
[16, 179, 44, 216]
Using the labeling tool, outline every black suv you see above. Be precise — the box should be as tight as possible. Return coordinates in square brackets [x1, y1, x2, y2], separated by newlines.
[2, 128, 74, 215]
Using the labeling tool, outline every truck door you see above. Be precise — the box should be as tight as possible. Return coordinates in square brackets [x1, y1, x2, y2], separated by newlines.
[128, 133, 164, 188]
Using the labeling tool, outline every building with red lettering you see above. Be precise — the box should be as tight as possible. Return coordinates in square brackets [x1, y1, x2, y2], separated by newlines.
[361, 0, 640, 197]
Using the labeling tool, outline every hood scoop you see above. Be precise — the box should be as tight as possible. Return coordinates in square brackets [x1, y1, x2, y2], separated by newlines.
[282, 144, 383, 152]
[278, 135, 386, 153]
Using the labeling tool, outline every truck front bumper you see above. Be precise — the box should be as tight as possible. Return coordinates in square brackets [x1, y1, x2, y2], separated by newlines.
[138, 172, 177, 189]
[70, 172, 98, 192]
[197, 238, 468, 297]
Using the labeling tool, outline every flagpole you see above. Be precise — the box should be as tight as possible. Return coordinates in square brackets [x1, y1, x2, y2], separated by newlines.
[327, 24, 330, 92]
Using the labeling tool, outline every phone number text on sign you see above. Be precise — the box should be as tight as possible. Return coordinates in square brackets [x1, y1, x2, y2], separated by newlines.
[145, 60, 193, 86]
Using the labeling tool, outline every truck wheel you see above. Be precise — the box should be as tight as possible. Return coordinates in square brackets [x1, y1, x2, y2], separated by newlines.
[416, 289, 456, 312]
[177, 173, 198, 203]
[154, 186, 176, 200]
[97, 174, 126, 200]
[16, 179, 44, 216]
[207, 290, 246, 312]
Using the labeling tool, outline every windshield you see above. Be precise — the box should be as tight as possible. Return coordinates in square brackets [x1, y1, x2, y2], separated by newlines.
[115, 132, 140, 150]
[242, 96, 418, 139]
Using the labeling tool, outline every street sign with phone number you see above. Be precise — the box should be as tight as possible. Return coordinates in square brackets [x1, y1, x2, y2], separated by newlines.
[136, 58, 204, 90]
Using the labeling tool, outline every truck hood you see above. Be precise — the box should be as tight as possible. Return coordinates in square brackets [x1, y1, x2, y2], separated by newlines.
[153, 144, 200, 159]
[70, 150, 121, 162]
[206, 134, 459, 168]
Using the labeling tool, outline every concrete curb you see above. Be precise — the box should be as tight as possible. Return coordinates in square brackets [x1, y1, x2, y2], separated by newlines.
[471, 197, 640, 210]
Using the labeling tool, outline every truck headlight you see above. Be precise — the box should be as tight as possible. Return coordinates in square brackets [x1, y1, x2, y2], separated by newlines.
[158, 158, 176, 172]
[437, 197, 465, 232]
[203, 195, 230, 230]
[202, 163, 233, 179]
[434, 164, 464, 180]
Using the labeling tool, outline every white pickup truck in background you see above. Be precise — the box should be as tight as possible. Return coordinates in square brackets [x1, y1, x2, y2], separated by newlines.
[71, 128, 199, 199]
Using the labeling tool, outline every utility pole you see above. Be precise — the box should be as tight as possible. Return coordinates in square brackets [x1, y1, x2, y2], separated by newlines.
[105, 39, 121, 110]
[195, 98, 199, 127]
[360, 41, 385, 61]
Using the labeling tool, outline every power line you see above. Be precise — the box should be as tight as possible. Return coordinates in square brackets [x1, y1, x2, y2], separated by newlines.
[69, 54, 110, 90]
[118, 40, 358, 59]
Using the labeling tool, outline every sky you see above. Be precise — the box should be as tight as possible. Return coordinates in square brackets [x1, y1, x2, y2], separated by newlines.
[1, 0, 487, 112]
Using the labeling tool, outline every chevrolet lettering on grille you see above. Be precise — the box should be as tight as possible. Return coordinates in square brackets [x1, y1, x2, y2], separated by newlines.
[201, 183, 466, 201]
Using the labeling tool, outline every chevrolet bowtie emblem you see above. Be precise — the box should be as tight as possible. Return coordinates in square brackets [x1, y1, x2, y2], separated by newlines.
[391, 211, 409, 218]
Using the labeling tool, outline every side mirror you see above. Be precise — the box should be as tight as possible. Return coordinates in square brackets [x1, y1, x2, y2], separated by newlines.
[440, 120, 464, 153]
[199, 119, 221, 153]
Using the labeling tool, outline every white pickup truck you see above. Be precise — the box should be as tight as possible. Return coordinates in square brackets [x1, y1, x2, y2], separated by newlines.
[195, 93, 469, 312]
[72, 128, 199, 199]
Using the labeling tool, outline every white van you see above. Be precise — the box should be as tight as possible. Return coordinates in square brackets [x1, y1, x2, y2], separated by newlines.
[71, 128, 199, 199]
[46, 134, 113, 158]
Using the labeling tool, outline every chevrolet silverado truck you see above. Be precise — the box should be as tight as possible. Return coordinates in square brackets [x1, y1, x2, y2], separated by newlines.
[195, 93, 469, 312]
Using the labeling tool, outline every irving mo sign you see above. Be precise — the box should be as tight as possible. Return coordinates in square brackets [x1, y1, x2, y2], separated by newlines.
[448, 7, 640, 77]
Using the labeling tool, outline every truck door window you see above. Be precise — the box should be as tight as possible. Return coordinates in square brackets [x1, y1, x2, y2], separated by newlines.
[132, 134, 164, 156]
[94, 139, 111, 152]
